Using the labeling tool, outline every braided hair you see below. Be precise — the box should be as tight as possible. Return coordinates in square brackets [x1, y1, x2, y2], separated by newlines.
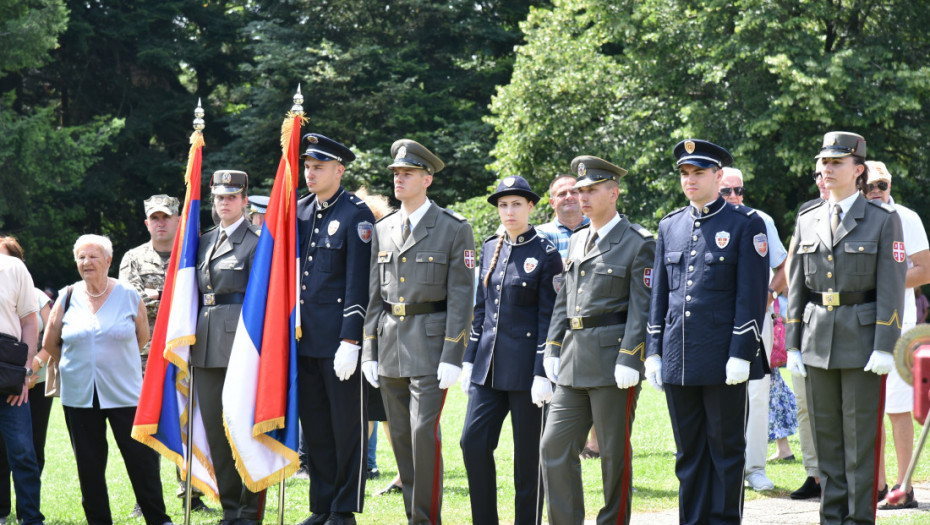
[482, 234, 506, 288]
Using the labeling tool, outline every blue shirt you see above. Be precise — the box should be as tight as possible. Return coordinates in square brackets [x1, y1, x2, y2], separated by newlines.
[536, 216, 590, 260]
[59, 280, 143, 408]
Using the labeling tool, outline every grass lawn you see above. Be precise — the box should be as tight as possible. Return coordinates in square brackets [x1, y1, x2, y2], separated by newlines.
[30, 369, 930, 523]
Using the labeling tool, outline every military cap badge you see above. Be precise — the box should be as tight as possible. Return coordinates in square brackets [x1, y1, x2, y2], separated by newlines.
[577, 162, 586, 177]
[685, 141, 695, 154]
[221, 172, 232, 184]
[308, 135, 319, 144]
[503, 177, 515, 187]
[397, 146, 407, 160]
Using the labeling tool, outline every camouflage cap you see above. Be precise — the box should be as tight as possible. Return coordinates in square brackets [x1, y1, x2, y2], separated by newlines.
[144, 194, 180, 217]
[815, 131, 866, 160]
[865, 160, 892, 183]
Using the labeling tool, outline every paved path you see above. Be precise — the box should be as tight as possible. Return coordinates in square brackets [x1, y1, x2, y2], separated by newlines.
[625, 482, 930, 524]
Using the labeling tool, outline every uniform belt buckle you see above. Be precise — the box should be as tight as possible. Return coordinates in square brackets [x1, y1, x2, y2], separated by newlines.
[821, 292, 840, 306]
[392, 303, 406, 316]
[203, 293, 216, 306]
[570, 317, 583, 330]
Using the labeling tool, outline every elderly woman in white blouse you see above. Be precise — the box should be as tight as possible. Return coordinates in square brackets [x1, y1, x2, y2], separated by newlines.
[42, 234, 172, 525]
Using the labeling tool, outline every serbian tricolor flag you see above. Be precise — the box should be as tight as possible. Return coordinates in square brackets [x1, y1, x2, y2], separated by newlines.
[132, 129, 219, 499]
[222, 112, 303, 490]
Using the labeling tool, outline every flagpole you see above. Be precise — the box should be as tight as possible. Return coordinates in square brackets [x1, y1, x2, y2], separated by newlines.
[184, 98, 205, 525]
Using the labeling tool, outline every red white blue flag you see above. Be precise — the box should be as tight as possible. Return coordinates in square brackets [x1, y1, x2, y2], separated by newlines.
[133, 130, 219, 499]
[222, 114, 302, 490]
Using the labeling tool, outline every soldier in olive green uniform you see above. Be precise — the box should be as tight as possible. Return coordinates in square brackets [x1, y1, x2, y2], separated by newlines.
[361, 139, 476, 525]
[540, 156, 655, 525]
[191, 170, 264, 525]
[118, 194, 213, 514]
[786, 132, 906, 525]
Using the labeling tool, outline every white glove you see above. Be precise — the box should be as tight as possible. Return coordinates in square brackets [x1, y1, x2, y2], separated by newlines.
[333, 341, 360, 381]
[864, 350, 894, 375]
[460, 362, 473, 395]
[725, 357, 751, 385]
[437, 362, 462, 390]
[787, 350, 806, 378]
[361, 360, 380, 388]
[530, 376, 553, 407]
[644, 354, 663, 391]
[543, 357, 560, 383]
[614, 364, 640, 389]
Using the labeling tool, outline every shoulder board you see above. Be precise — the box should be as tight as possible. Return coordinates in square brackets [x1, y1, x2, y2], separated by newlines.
[203, 225, 219, 234]
[347, 193, 368, 208]
[732, 205, 757, 218]
[660, 206, 687, 222]
[631, 224, 654, 239]
[483, 233, 501, 244]
[376, 209, 399, 223]
[441, 208, 468, 222]
[572, 223, 591, 233]
[798, 199, 825, 216]
[247, 224, 261, 236]
[867, 200, 896, 213]
[297, 193, 314, 205]
[539, 236, 557, 254]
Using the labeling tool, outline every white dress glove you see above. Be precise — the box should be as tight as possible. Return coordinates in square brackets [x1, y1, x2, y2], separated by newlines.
[333, 341, 360, 381]
[530, 376, 553, 407]
[644, 354, 663, 391]
[614, 364, 640, 389]
[543, 357, 560, 383]
[864, 350, 894, 375]
[361, 360, 379, 388]
[437, 362, 462, 390]
[725, 357, 751, 385]
[787, 350, 806, 378]
[460, 362, 473, 395]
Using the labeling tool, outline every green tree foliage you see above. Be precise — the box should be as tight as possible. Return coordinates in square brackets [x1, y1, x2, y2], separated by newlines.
[222, 0, 539, 206]
[0, 0, 123, 286]
[488, 0, 930, 234]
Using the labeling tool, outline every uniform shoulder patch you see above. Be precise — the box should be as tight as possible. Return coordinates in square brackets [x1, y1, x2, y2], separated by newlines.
[441, 208, 468, 222]
[376, 209, 399, 223]
[867, 200, 896, 213]
[631, 224, 653, 239]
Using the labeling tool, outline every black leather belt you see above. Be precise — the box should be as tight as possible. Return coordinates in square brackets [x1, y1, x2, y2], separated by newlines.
[810, 289, 876, 307]
[203, 293, 245, 306]
[383, 300, 447, 317]
[566, 312, 627, 330]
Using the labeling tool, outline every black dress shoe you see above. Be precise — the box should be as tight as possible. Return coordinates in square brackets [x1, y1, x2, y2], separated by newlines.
[189, 497, 215, 513]
[298, 513, 330, 525]
[324, 512, 357, 525]
[790, 476, 822, 500]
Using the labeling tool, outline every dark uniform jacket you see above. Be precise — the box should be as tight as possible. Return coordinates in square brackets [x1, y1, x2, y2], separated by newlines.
[544, 215, 655, 388]
[464, 228, 562, 391]
[297, 188, 375, 357]
[646, 198, 769, 385]
[786, 194, 906, 368]
[191, 221, 260, 368]
[362, 203, 476, 377]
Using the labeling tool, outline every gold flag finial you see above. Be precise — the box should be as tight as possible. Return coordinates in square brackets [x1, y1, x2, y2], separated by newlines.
[193, 98, 205, 131]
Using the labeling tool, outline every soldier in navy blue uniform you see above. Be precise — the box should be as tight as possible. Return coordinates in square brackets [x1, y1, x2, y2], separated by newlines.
[458, 176, 562, 525]
[296, 133, 375, 525]
[645, 140, 769, 525]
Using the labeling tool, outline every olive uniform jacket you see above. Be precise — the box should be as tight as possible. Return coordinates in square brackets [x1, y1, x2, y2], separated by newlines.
[544, 216, 655, 388]
[362, 203, 476, 378]
[786, 194, 906, 368]
[191, 222, 260, 368]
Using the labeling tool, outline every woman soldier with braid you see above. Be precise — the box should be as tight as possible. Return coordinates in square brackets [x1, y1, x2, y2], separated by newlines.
[458, 175, 563, 525]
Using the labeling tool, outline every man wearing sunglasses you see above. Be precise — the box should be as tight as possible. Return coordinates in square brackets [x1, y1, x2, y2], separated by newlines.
[719, 168, 788, 493]
[864, 161, 930, 510]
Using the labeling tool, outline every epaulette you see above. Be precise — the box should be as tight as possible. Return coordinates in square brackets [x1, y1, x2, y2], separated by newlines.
[572, 223, 591, 233]
[377, 209, 399, 223]
[539, 236, 557, 254]
[483, 233, 501, 245]
[660, 206, 687, 222]
[203, 225, 219, 234]
[798, 198, 825, 216]
[867, 200, 896, 213]
[631, 224, 654, 239]
[442, 208, 468, 222]
[247, 224, 261, 236]
[733, 205, 758, 219]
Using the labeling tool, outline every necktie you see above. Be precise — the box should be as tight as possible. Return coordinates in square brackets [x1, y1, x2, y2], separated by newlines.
[403, 218, 412, 242]
[585, 232, 598, 255]
[830, 204, 841, 236]
[218, 231, 228, 247]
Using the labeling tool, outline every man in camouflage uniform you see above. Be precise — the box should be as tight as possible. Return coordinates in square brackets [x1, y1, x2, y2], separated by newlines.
[118, 194, 213, 514]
